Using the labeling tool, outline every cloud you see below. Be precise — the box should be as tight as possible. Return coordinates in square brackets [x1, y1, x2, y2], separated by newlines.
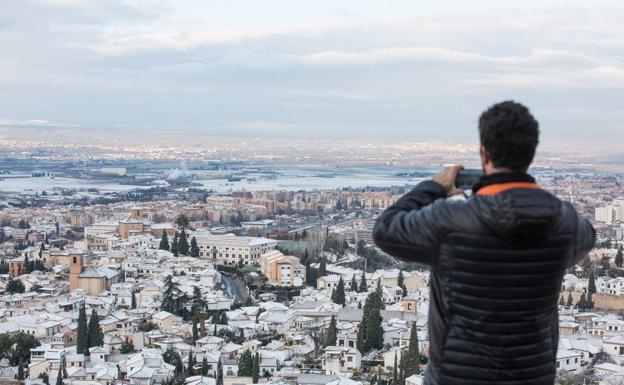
[0, 0, 623, 142]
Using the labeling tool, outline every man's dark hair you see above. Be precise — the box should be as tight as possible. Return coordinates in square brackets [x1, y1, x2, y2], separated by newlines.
[478, 101, 539, 172]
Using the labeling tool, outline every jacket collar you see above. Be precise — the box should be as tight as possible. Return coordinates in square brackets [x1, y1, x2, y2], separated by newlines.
[472, 172, 537, 194]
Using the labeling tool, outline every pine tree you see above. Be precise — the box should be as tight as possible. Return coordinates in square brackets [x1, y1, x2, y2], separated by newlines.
[252, 352, 260, 383]
[319, 259, 326, 277]
[178, 229, 189, 256]
[577, 292, 587, 311]
[616, 246, 623, 268]
[359, 271, 367, 292]
[350, 275, 358, 292]
[397, 270, 407, 297]
[588, 270, 597, 295]
[403, 322, 420, 376]
[159, 231, 170, 251]
[39, 371, 50, 385]
[238, 350, 253, 377]
[161, 275, 177, 314]
[187, 350, 194, 376]
[76, 305, 88, 354]
[171, 232, 179, 257]
[332, 277, 346, 305]
[120, 337, 135, 354]
[566, 292, 574, 308]
[325, 316, 337, 347]
[88, 308, 104, 348]
[191, 286, 205, 313]
[175, 214, 190, 229]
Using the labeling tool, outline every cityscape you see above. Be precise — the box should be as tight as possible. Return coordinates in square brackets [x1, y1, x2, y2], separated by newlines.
[2, 1, 624, 385]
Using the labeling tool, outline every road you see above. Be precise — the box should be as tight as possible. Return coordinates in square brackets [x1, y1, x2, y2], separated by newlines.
[220, 273, 250, 304]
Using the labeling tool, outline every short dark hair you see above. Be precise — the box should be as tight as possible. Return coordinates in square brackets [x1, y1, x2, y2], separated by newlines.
[478, 101, 539, 172]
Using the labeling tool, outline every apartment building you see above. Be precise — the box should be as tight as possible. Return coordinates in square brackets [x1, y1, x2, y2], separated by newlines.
[259, 250, 306, 287]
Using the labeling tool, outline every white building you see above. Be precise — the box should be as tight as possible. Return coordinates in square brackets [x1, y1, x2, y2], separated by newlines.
[556, 349, 582, 373]
[193, 231, 278, 266]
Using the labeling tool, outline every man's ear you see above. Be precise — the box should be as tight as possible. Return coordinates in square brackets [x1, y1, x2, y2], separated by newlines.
[480, 145, 489, 164]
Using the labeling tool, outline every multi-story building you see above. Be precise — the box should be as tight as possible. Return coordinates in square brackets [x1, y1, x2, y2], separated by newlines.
[259, 250, 306, 286]
[193, 231, 278, 266]
[321, 346, 361, 376]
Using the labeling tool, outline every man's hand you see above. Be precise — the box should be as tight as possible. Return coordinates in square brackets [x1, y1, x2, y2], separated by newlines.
[433, 165, 464, 197]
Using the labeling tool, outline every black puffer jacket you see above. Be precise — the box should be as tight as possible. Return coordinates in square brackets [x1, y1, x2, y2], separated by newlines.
[373, 173, 595, 385]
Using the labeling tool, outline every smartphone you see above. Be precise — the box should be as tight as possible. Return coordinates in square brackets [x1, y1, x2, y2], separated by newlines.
[455, 169, 483, 189]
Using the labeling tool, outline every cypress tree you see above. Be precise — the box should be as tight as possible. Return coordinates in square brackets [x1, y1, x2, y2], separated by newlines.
[76, 305, 88, 354]
[159, 231, 170, 251]
[399, 353, 406, 385]
[332, 277, 346, 305]
[319, 259, 326, 277]
[375, 280, 385, 309]
[201, 357, 209, 376]
[187, 350, 194, 376]
[398, 270, 407, 297]
[350, 275, 358, 292]
[356, 323, 364, 352]
[359, 271, 367, 292]
[566, 291, 574, 308]
[171, 232, 179, 256]
[588, 270, 597, 295]
[325, 316, 337, 347]
[190, 237, 200, 258]
[403, 322, 420, 376]
[17, 357, 24, 380]
[559, 295, 565, 306]
[56, 365, 63, 385]
[87, 308, 104, 348]
[616, 246, 623, 268]
[252, 352, 260, 383]
[238, 350, 253, 377]
[363, 291, 384, 351]
[178, 229, 189, 256]
[586, 293, 595, 310]
[131, 292, 137, 309]
[392, 353, 398, 385]
[192, 317, 198, 342]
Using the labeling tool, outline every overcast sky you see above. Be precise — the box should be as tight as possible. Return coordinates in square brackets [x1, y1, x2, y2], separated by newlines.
[1, 0, 623, 143]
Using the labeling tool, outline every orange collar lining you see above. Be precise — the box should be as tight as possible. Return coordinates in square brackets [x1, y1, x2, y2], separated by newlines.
[476, 182, 542, 196]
